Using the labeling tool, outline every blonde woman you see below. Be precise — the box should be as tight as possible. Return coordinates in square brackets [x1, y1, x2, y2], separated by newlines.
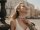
[10, 3, 37, 30]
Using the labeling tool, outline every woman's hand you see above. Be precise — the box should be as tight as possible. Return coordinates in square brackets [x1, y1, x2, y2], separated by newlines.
[21, 18, 31, 25]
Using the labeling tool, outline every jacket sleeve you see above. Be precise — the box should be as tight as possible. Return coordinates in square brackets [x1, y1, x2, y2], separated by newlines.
[28, 22, 37, 30]
[0, 24, 10, 30]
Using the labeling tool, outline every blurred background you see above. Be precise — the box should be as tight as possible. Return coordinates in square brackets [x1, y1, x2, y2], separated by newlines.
[3, 0, 40, 19]
[0, 0, 40, 30]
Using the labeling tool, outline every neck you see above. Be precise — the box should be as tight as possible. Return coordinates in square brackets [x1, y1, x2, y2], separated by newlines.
[19, 12, 26, 17]
[18, 12, 26, 18]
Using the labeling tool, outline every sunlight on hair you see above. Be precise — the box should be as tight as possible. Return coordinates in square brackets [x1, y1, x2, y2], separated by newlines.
[10, 2, 24, 20]
[14, 2, 24, 11]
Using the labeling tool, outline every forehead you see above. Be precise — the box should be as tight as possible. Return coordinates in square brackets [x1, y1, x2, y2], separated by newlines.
[20, 4, 25, 6]
[21, 4, 25, 6]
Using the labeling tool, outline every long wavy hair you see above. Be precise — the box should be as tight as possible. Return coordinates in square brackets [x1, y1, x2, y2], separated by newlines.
[12, 3, 24, 19]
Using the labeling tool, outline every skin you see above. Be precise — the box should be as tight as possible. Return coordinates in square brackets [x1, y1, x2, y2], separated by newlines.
[10, 3, 31, 30]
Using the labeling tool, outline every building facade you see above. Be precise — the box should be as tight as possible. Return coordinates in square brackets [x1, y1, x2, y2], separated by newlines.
[6, 0, 24, 17]
[35, 9, 40, 17]
[26, 2, 31, 18]
[30, 4, 35, 18]
[24, 2, 35, 18]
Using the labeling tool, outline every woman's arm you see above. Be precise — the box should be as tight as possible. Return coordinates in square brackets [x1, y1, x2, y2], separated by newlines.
[22, 18, 37, 30]
[25, 19, 31, 25]
[21, 18, 31, 25]
[10, 21, 16, 30]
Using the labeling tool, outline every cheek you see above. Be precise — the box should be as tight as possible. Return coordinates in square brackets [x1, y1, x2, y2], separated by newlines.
[21, 7, 24, 10]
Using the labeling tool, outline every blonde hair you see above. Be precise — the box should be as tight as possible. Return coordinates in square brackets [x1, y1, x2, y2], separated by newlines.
[12, 2, 24, 19]
[15, 2, 24, 11]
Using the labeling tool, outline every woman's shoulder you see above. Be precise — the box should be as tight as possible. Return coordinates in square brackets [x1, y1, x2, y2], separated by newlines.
[10, 18, 15, 22]
[10, 19, 16, 28]
[10, 19, 16, 25]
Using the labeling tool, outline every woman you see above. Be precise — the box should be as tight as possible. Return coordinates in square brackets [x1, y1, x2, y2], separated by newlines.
[10, 3, 36, 30]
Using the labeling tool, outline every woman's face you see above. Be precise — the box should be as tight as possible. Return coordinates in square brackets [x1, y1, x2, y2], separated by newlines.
[20, 4, 28, 13]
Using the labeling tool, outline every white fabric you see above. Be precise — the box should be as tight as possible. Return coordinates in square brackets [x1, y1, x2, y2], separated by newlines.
[15, 19, 24, 30]
[15, 19, 30, 30]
